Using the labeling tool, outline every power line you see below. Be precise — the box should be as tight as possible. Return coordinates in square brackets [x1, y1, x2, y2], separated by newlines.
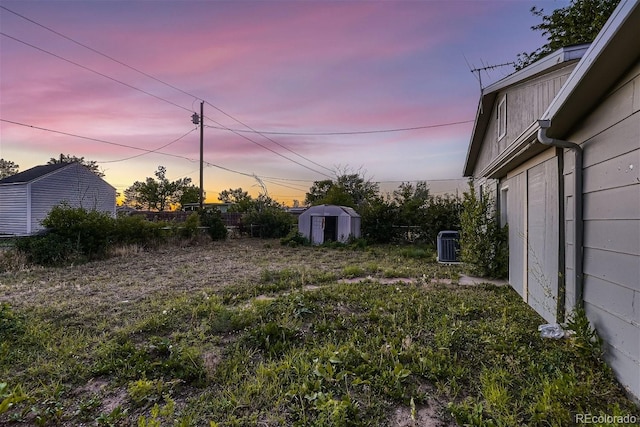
[0, 118, 315, 189]
[201, 115, 334, 179]
[0, 5, 197, 102]
[1, 28, 333, 178]
[98, 128, 197, 163]
[0, 31, 192, 113]
[205, 120, 474, 136]
[203, 101, 334, 173]
[0, 6, 334, 174]
[1, 7, 471, 180]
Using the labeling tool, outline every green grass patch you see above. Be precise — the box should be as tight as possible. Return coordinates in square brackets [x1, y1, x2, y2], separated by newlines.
[0, 240, 637, 425]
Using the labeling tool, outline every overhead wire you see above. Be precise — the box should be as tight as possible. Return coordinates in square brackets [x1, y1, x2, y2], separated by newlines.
[0, 28, 336, 179]
[205, 120, 474, 136]
[1, 6, 471, 172]
[203, 101, 334, 173]
[0, 6, 334, 174]
[98, 128, 197, 163]
[0, 31, 192, 113]
[2, 6, 475, 189]
[0, 118, 310, 192]
[201, 116, 334, 179]
[1, 28, 334, 178]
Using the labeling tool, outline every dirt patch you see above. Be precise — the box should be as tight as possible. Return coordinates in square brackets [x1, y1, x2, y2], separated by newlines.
[390, 403, 457, 427]
[338, 276, 418, 285]
[203, 348, 223, 375]
[100, 386, 128, 415]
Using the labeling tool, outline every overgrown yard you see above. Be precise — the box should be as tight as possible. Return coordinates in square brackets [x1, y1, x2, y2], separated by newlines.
[1, 239, 638, 426]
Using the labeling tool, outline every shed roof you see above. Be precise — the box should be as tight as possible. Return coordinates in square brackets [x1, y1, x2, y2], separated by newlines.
[0, 163, 73, 184]
[300, 204, 360, 218]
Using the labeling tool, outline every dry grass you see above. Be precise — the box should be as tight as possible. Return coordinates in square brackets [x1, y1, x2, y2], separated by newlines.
[1, 238, 637, 426]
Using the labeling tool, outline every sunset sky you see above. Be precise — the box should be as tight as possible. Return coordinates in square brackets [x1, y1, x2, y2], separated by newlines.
[0, 0, 569, 205]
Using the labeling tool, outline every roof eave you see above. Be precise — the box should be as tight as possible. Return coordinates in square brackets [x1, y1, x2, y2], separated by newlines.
[541, 0, 640, 137]
[462, 45, 589, 177]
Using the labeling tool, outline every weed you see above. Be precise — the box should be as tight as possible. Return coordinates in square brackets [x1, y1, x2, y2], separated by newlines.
[566, 307, 604, 359]
[342, 265, 365, 278]
[0, 383, 28, 415]
[127, 378, 168, 407]
[1, 239, 638, 426]
[96, 405, 128, 426]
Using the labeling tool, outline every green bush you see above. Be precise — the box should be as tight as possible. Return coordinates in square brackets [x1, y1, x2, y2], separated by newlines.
[360, 197, 398, 244]
[112, 215, 166, 247]
[180, 212, 200, 239]
[15, 234, 76, 266]
[280, 230, 309, 247]
[243, 208, 292, 238]
[459, 181, 508, 278]
[42, 204, 114, 259]
[198, 209, 227, 241]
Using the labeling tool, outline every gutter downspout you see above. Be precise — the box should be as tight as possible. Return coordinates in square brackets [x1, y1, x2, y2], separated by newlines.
[537, 119, 584, 313]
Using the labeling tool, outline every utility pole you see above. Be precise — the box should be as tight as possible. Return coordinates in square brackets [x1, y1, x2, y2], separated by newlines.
[191, 101, 205, 210]
[199, 101, 204, 210]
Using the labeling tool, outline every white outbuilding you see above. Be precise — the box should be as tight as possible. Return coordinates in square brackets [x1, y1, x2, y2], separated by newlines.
[298, 204, 361, 244]
[0, 162, 116, 236]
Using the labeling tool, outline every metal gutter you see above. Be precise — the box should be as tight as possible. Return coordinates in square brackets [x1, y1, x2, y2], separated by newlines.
[537, 119, 584, 311]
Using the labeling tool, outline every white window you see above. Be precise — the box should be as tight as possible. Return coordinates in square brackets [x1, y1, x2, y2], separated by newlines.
[500, 186, 509, 226]
[497, 94, 507, 140]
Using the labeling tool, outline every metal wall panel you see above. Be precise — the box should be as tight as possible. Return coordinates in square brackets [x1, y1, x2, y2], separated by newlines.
[311, 216, 324, 245]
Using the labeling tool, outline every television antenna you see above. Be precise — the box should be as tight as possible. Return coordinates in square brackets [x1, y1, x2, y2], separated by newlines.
[466, 60, 515, 114]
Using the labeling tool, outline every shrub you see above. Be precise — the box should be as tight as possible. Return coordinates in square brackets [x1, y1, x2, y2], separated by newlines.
[198, 209, 227, 241]
[280, 230, 309, 247]
[15, 233, 76, 266]
[459, 182, 508, 278]
[180, 212, 200, 239]
[360, 197, 398, 244]
[42, 204, 114, 259]
[112, 215, 166, 248]
[243, 208, 293, 238]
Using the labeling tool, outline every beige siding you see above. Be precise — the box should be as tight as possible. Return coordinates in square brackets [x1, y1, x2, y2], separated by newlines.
[503, 173, 526, 299]
[473, 66, 576, 178]
[563, 61, 640, 398]
[526, 158, 560, 323]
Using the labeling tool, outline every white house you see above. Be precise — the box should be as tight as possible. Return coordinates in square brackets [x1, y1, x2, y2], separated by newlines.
[463, 0, 640, 399]
[0, 162, 116, 235]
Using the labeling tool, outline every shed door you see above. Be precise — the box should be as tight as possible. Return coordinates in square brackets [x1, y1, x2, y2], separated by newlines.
[527, 160, 559, 323]
[324, 216, 338, 242]
[311, 216, 324, 244]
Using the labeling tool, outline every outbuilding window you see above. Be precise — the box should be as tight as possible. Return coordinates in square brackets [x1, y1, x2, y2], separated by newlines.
[497, 94, 507, 140]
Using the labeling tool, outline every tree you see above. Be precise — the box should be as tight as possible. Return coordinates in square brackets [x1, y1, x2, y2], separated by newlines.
[48, 153, 105, 177]
[305, 170, 379, 210]
[360, 195, 398, 244]
[123, 166, 195, 211]
[393, 181, 430, 228]
[516, 0, 621, 70]
[0, 159, 19, 179]
[423, 194, 462, 246]
[179, 185, 202, 210]
[218, 188, 254, 212]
